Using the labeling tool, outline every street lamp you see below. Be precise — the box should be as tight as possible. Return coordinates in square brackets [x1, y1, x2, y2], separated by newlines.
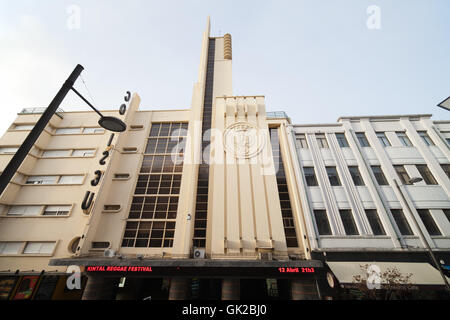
[437, 96, 450, 112]
[394, 178, 450, 291]
[407, 177, 423, 184]
[0, 64, 127, 197]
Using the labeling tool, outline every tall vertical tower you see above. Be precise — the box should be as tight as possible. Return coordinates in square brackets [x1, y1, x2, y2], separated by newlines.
[173, 18, 305, 260]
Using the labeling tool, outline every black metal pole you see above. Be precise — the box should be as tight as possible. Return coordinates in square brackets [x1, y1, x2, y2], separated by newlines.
[0, 64, 84, 197]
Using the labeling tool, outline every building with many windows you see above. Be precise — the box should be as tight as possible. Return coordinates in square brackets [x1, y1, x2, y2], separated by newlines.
[289, 115, 450, 298]
[0, 18, 449, 300]
[0, 19, 322, 300]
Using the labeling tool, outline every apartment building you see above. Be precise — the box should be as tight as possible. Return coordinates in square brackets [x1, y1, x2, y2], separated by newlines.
[289, 114, 450, 298]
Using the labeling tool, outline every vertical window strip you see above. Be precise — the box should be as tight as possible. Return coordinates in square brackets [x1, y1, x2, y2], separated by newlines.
[193, 39, 215, 248]
[270, 128, 298, 247]
[122, 122, 186, 248]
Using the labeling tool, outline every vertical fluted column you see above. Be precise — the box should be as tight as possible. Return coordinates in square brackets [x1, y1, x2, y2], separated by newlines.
[82, 276, 119, 300]
[169, 278, 191, 300]
[221, 279, 240, 300]
[291, 279, 319, 300]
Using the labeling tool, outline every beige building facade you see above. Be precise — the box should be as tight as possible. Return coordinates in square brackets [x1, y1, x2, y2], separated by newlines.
[0, 19, 321, 300]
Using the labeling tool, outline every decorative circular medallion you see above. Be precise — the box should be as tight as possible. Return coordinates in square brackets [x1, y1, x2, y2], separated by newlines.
[223, 122, 266, 159]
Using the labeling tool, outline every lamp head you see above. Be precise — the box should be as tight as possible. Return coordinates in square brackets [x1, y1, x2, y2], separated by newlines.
[98, 116, 126, 132]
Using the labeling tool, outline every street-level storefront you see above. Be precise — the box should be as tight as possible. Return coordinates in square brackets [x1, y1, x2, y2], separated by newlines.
[0, 272, 86, 300]
[312, 251, 450, 300]
[49, 258, 324, 300]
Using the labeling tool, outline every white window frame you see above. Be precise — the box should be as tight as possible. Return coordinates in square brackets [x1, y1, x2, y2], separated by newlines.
[13, 124, 34, 130]
[41, 150, 72, 158]
[71, 149, 95, 157]
[23, 242, 56, 255]
[0, 147, 19, 154]
[0, 242, 24, 255]
[58, 175, 84, 184]
[55, 127, 82, 135]
[83, 127, 105, 134]
[26, 176, 58, 185]
[7, 206, 43, 216]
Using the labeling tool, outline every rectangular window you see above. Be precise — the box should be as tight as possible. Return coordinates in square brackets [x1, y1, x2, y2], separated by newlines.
[391, 209, 414, 235]
[396, 132, 413, 147]
[348, 166, 364, 186]
[42, 150, 71, 158]
[313, 210, 332, 235]
[0, 147, 19, 154]
[295, 134, 308, 149]
[55, 128, 81, 135]
[43, 206, 71, 216]
[13, 124, 34, 130]
[326, 167, 341, 186]
[440, 164, 450, 179]
[371, 166, 389, 185]
[336, 133, 349, 147]
[416, 164, 438, 185]
[417, 209, 441, 236]
[7, 206, 43, 216]
[58, 175, 84, 184]
[123, 122, 187, 249]
[316, 134, 329, 148]
[339, 209, 359, 235]
[356, 133, 370, 147]
[83, 127, 104, 134]
[394, 165, 411, 185]
[303, 167, 318, 186]
[376, 132, 391, 147]
[26, 176, 58, 185]
[0, 242, 23, 255]
[444, 209, 450, 223]
[23, 242, 56, 254]
[71, 149, 95, 157]
[418, 131, 434, 146]
[365, 209, 386, 235]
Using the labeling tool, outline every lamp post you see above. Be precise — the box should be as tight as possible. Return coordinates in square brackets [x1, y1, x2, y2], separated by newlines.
[394, 177, 450, 291]
[0, 64, 126, 197]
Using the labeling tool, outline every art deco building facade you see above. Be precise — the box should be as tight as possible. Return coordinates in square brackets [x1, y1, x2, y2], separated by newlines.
[0, 20, 320, 300]
[0, 19, 448, 300]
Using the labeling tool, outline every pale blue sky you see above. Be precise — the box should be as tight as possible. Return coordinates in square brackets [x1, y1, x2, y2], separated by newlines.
[0, 0, 449, 136]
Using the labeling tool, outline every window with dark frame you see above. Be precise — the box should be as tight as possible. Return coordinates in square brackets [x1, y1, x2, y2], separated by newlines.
[336, 133, 349, 148]
[376, 132, 391, 147]
[303, 167, 318, 186]
[356, 132, 370, 147]
[313, 210, 332, 235]
[443, 209, 450, 223]
[418, 131, 434, 146]
[416, 209, 441, 236]
[122, 122, 187, 249]
[440, 164, 450, 179]
[365, 209, 386, 235]
[271, 128, 298, 247]
[394, 165, 411, 185]
[316, 134, 329, 148]
[348, 166, 364, 186]
[371, 166, 389, 186]
[339, 209, 359, 235]
[396, 132, 413, 147]
[416, 164, 438, 185]
[326, 167, 341, 186]
[296, 134, 308, 149]
[390, 209, 414, 236]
